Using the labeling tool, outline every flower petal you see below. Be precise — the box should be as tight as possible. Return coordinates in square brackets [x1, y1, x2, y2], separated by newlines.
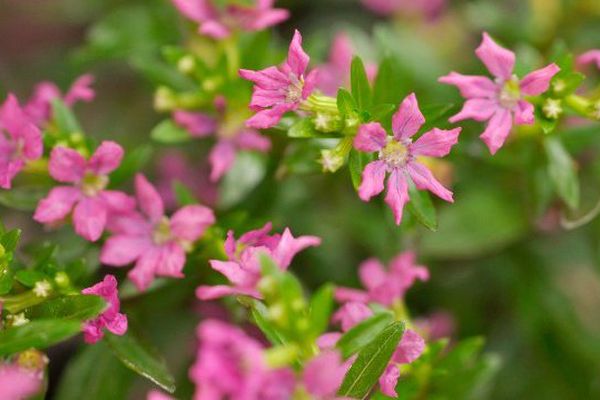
[392, 329, 425, 364]
[155, 242, 186, 278]
[170, 205, 215, 242]
[576, 50, 600, 70]
[514, 100, 534, 125]
[303, 351, 347, 397]
[196, 284, 261, 300]
[358, 258, 388, 291]
[100, 235, 149, 266]
[173, 110, 216, 137]
[105, 312, 128, 336]
[135, 174, 164, 223]
[438, 72, 497, 98]
[200, 20, 231, 39]
[392, 93, 426, 140]
[358, 160, 387, 201]
[334, 287, 370, 303]
[286, 30, 309, 77]
[100, 190, 137, 213]
[64, 74, 95, 105]
[209, 260, 252, 286]
[379, 364, 400, 397]
[479, 109, 513, 154]
[128, 247, 160, 291]
[448, 98, 497, 123]
[48, 146, 86, 183]
[73, 196, 108, 241]
[88, 141, 124, 175]
[411, 127, 461, 157]
[407, 161, 453, 202]
[354, 122, 387, 152]
[208, 140, 236, 182]
[170, 0, 215, 22]
[384, 168, 409, 225]
[272, 228, 321, 269]
[519, 63, 560, 96]
[475, 32, 515, 80]
[34, 186, 80, 223]
[234, 129, 271, 151]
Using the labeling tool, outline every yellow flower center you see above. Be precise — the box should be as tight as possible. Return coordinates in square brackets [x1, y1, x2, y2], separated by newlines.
[499, 76, 521, 108]
[380, 139, 410, 168]
[152, 216, 172, 245]
[80, 172, 108, 197]
[286, 74, 304, 104]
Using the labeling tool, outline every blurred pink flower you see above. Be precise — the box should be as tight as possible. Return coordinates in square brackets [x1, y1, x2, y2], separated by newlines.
[379, 329, 425, 396]
[101, 174, 215, 291]
[353, 93, 461, 224]
[414, 311, 455, 340]
[439, 32, 559, 154]
[81, 274, 128, 344]
[147, 390, 174, 400]
[190, 319, 295, 400]
[332, 301, 373, 332]
[576, 50, 600, 70]
[171, 0, 289, 39]
[362, 0, 446, 20]
[24, 74, 95, 127]
[240, 30, 319, 129]
[34, 141, 135, 241]
[174, 97, 271, 182]
[196, 222, 321, 300]
[0, 363, 42, 400]
[317, 32, 377, 96]
[303, 350, 351, 399]
[156, 150, 218, 208]
[0, 94, 43, 189]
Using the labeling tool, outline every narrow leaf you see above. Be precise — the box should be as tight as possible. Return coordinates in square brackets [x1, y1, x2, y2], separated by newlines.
[150, 120, 192, 144]
[25, 295, 106, 321]
[544, 136, 580, 210]
[336, 312, 395, 359]
[52, 99, 83, 134]
[308, 284, 334, 338]
[350, 57, 372, 110]
[0, 319, 82, 356]
[406, 182, 437, 231]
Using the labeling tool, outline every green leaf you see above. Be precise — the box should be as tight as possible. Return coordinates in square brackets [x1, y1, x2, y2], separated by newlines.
[288, 118, 319, 138]
[15, 270, 46, 287]
[105, 331, 176, 393]
[336, 312, 395, 359]
[544, 136, 580, 210]
[110, 144, 153, 186]
[0, 319, 82, 356]
[369, 103, 396, 122]
[350, 57, 372, 110]
[251, 300, 287, 345]
[0, 268, 14, 295]
[419, 103, 457, 132]
[219, 152, 266, 208]
[338, 321, 405, 398]
[55, 341, 134, 400]
[308, 284, 334, 338]
[173, 181, 198, 206]
[1, 229, 21, 252]
[406, 182, 437, 231]
[337, 88, 357, 119]
[25, 295, 106, 321]
[150, 120, 192, 144]
[52, 99, 83, 134]
[0, 186, 48, 211]
[348, 150, 373, 191]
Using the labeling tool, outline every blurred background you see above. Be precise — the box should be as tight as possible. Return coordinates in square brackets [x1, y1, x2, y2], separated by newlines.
[2, 0, 600, 399]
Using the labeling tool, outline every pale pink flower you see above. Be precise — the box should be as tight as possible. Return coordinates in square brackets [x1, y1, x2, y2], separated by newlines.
[317, 32, 377, 96]
[147, 390, 174, 400]
[174, 98, 271, 182]
[336, 252, 429, 307]
[190, 319, 295, 400]
[439, 32, 559, 154]
[239, 30, 319, 129]
[196, 223, 321, 300]
[414, 311, 455, 340]
[332, 301, 373, 332]
[576, 50, 600, 70]
[303, 351, 351, 399]
[0, 363, 42, 400]
[34, 141, 134, 241]
[0, 94, 43, 189]
[362, 0, 446, 20]
[24, 74, 95, 127]
[379, 329, 425, 396]
[81, 274, 128, 344]
[354, 93, 461, 225]
[101, 174, 215, 291]
[171, 0, 289, 39]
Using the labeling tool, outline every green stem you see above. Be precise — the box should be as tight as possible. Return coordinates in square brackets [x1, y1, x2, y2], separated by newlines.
[564, 94, 592, 117]
[222, 36, 240, 79]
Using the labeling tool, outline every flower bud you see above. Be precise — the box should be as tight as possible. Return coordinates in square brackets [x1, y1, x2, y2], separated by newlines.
[154, 86, 177, 112]
[542, 98, 562, 119]
[177, 55, 196, 74]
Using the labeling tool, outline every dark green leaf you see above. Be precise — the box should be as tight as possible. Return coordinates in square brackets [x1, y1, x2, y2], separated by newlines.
[336, 312, 395, 359]
[0, 319, 82, 356]
[373, 58, 404, 105]
[15, 270, 46, 287]
[1, 229, 21, 252]
[52, 99, 83, 134]
[151, 120, 192, 144]
[351, 57, 372, 110]
[105, 331, 176, 393]
[308, 284, 334, 338]
[338, 321, 405, 398]
[544, 136, 580, 210]
[25, 295, 106, 321]
[173, 181, 198, 206]
[0, 186, 48, 211]
[369, 103, 396, 123]
[406, 182, 437, 231]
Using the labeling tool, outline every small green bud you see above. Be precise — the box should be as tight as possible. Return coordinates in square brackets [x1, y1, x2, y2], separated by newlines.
[177, 55, 196, 74]
[154, 86, 177, 112]
[54, 271, 70, 289]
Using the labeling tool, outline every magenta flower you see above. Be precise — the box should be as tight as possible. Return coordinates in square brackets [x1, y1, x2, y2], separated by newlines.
[81, 274, 128, 344]
[34, 141, 135, 242]
[332, 301, 374, 332]
[354, 93, 461, 225]
[362, 0, 446, 19]
[147, 390, 174, 400]
[0, 363, 43, 400]
[171, 0, 289, 39]
[577, 50, 600, 70]
[189, 319, 295, 400]
[24, 74, 95, 127]
[174, 98, 271, 182]
[0, 94, 43, 189]
[303, 350, 351, 399]
[317, 32, 377, 96]
[239, 30, 319, 129]
[379, 329, 425, 397]
[196, 223, 321, 300]
[439, 33, 559, 154]
[101, 174, 215, 291]
[336, 252, 429, 307]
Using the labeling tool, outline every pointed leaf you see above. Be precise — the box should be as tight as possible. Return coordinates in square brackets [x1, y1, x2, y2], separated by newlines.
[0, 319, 82, 356]
[544, 136, 580, 210]
[336, 312, 395, 359]
[351, 57, 372, 110]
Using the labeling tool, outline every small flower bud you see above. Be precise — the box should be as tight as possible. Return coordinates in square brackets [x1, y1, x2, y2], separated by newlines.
[542, 98, 562, 119]
[54, 272, 70, 289]
[154, 86, 177, 112]
[319, 149, 345, 173]
[268, 303, 286, 325]
[69, 132, 85, 144]
[312, 113, 340, 133]
[552, 78, 566, 93]
[177, 55, 196, 74]
[257, 276, 277, 298]
[263, 344, 299, 368]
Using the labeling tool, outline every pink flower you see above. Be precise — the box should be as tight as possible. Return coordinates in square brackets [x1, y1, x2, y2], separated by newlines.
[303, 351, 351, 399]
[354, 93, 461, 225]
[362, 0, 446, 20]
[171, 0, 289, 39]
[174, 98, 271, 182]
[24, 74, 95, 127]
[317, 32, 377, 96]
[101, 174, 215, 291]
[0, 94, 43, 189]
[196, 223, 321, 300]
[332, 302, 373, 332]
[34, 141, 135, 242]
[147, 390, 174, 400]
[379, 329, 425, 397]
[239, 30, 319, 129]
[189, 319, 295, 400]
[81, 274, 128, 344]
[336, 252, 429, 307]
[0, 363, 43, 400]
[414, 311, 455, 340]
[439, 32, 559, 154]
[576, 50, 600, 70]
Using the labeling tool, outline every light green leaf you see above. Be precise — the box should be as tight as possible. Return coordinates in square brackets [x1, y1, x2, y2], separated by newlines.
[351, 57, 372, 110]
[544, 136, 580, 211]
[288, 118, 319, 138]
[151, 120, 192, 144]
[336, 312, 395, 359]
[308, 284, 334, 338]
[406, 182, 437, 231]
[25, 295, 106, 321]
[52, 99, 83, 134]
[0, 319, 82, 356]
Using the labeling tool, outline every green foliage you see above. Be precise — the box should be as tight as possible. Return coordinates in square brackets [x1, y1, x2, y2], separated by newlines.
[336, 312, 395, 359]
[0, 320, 82, 356]
[351, 57, 373, 111]
[544, 136, 580, 211]
[151, 120, 192, 143]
